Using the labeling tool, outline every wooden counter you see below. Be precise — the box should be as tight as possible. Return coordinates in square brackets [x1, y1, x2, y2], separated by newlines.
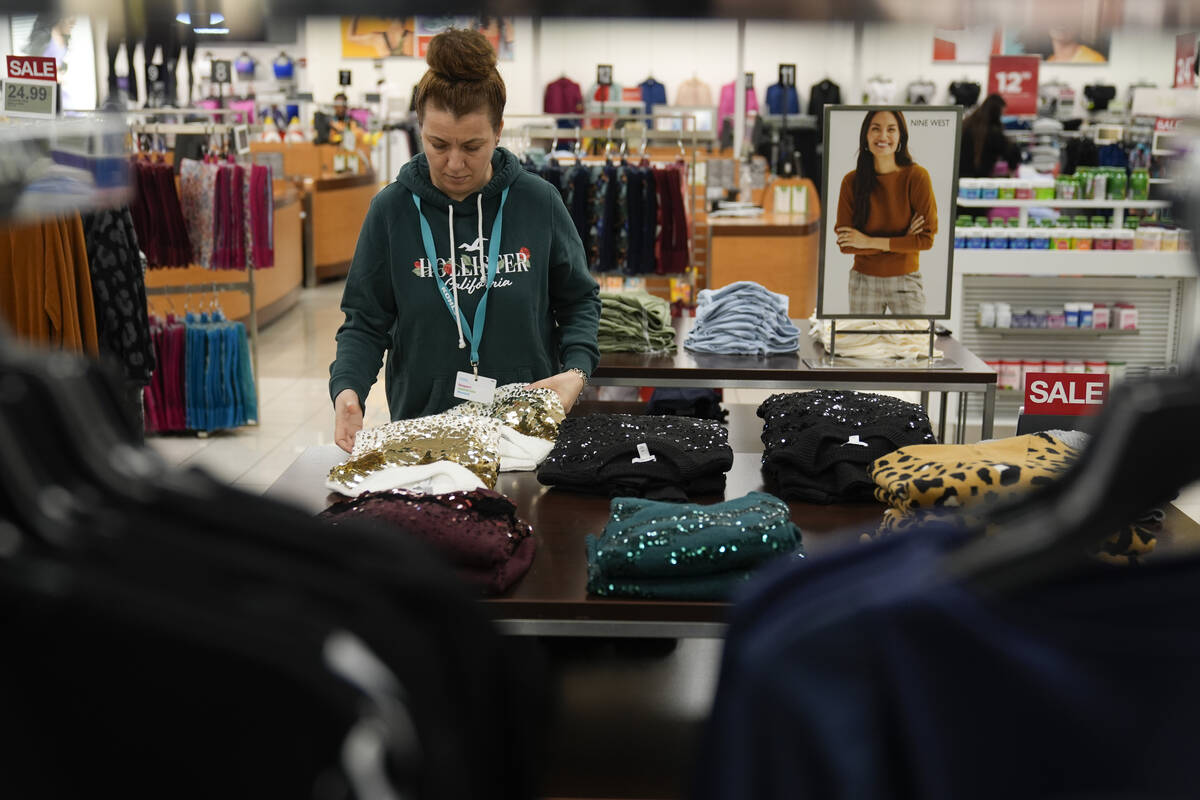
[306, 171, 381, 283]
[144, 185, 303, 328]
[707, 180, 822, 319]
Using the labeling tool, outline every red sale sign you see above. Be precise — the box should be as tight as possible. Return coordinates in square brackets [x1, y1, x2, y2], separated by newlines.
[6, 55, 57, 82]
[1024, 372, 1109, 416]
[987, 55, 1040, 116]
[1175, 33, 1196, 88]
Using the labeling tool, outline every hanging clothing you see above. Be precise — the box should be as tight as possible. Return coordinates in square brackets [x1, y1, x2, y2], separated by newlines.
[906, 80, 938, 105]
[765, 83, 800, 115]
[80, 206, 156, 385]
[949, 80, 982, 107]
[544, 76, 584, 125]
[130, 157, 193, 268]
[639, 78, 668, 116]
[863, 77, 897, 104]
[0, 214, 100, 356]
[654, 164, 690, 274]
[1084, 84, 1117, 111]
[144, 311, 256, 433]
[807, 78, 842, 136]
[675, 77, 714, 107]
[179, 158, 274, 271]
[718, 81, 761, 122]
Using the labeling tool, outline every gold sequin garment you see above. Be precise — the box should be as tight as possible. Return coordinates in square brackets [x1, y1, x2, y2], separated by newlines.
[444, 383, 565, 442]
[332, 414, 503, 491]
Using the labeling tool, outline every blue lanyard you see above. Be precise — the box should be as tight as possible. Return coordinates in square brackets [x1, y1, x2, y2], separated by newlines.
[411, 187, 509, 371]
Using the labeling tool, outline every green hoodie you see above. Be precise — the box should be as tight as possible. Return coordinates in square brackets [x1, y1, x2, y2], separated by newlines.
[329, 147, 601, 420]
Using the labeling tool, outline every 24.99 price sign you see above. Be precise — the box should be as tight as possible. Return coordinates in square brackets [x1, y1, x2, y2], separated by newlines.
[987, 55, 1040, 116]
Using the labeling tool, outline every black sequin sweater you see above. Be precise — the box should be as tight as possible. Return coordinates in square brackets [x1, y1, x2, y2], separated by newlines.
[537, 413, 734, 501]
[758, 390, 937, 504]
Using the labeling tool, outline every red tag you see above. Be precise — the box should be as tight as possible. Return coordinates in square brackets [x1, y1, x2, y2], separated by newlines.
[6, 55, 57, 82]
[1155, 117, 1179, 133]
[1024, 372, 1109, 416]
[987, 55, 1039, 116]
[1175, 33, 1196, 88]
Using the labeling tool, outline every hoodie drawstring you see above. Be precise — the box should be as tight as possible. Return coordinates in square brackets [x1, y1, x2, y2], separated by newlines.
[448, 204, 465, 349]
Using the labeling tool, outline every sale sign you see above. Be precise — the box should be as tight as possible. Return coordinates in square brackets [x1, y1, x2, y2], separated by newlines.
[987, 55, 1040, 116]
[1024, 372, 1109, 417]
[6, 55, 56, 81]
[1175, 33, 1196, 88]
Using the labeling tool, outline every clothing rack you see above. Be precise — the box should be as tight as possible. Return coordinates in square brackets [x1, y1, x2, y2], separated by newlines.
[130, 119, 261, 426]
[502, 112, 707, 221]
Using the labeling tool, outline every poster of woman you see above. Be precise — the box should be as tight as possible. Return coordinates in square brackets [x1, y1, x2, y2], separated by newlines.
[818, 105, 961, 320]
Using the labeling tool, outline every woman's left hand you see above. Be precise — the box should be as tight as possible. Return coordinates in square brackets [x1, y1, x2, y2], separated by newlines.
[527, 370, 587, 413]
[835, 227, 875, 249]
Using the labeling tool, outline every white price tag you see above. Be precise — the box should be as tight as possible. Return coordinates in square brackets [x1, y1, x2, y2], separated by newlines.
[453, 371, 497, 403]
[773, 185, 792, 213]
[631, 443, 657, 464]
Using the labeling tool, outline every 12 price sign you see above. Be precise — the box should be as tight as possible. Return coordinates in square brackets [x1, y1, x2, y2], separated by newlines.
[987, 55, 1039, 116]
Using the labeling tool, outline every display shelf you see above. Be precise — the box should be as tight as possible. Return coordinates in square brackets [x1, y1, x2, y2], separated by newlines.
[957, 198, 1169, 210]
[956, 196, 1170, 228]
[986, 328, 1140, 337]
[955, 250, 1197, 278]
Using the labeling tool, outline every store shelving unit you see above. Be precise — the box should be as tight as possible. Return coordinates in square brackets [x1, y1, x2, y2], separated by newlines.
[957, 196, 1171, 227]
[990, 328, 1139, 337]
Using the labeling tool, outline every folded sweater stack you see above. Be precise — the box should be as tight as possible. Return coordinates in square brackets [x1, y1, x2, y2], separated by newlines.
[598, 290, 676, 354]
[586, 492, 804, 600]
[537, 413, 734, 501]
[869, 431, 1157, 564]
[808, 316, 944, 360]
[684, 281, 800, 355]
[758, 390, 938, 503]
[318, 488, 536, 594]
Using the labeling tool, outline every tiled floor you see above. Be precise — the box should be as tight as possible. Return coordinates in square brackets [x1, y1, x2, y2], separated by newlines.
[146, 281, 1200, 522]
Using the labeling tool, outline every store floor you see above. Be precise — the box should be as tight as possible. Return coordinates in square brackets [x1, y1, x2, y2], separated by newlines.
[146, 279, 1200, 521]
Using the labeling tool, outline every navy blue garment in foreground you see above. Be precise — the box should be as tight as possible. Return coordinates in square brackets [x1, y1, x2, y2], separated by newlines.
[696, 524, 1200, 799]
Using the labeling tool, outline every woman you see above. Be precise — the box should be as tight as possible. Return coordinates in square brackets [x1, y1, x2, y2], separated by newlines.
[835, 109, 936, 316]
[959, 93, 1020, 179]
[330, 28, 600, 452]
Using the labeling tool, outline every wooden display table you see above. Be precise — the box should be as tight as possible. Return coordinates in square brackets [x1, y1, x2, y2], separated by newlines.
[593, 316, 999, 441]
[267, 444, 884, 637]
[707, 179, 822, 318]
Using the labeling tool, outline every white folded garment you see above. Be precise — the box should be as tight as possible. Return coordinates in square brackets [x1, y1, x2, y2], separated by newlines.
[499, 428, 556, 472]
[326, 460, 485, 497]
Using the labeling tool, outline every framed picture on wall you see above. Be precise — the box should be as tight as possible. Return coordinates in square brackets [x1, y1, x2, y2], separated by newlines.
[817, 105, 962, 320]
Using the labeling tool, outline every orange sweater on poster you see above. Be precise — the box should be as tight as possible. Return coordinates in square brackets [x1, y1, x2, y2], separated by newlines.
[835, 164, 937, 277]
[0, 215, 99, 356]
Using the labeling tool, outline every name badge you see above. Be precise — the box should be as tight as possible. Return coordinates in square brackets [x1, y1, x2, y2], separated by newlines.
[454, 371, 497, 404]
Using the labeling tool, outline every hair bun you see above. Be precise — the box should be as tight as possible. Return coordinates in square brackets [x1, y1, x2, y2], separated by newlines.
[426, 28, 497, 81]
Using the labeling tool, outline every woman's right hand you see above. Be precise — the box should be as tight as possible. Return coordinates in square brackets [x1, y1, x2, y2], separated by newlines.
[334, 389, 363, 453]
[908, 214, 927, 236]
